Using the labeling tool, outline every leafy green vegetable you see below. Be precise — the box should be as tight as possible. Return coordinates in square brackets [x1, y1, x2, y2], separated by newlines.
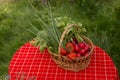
[29, 2, 86, 53]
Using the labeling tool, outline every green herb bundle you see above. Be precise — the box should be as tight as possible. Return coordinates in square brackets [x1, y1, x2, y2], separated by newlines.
[29, 3, 62, 53]
[29, 2, 86, 53]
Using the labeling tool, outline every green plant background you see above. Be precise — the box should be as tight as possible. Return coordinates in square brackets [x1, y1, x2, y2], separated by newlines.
[0, 0, 120, 76]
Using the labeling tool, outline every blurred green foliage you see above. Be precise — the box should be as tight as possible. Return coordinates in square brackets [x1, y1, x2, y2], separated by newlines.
[0, 0, 120, 76]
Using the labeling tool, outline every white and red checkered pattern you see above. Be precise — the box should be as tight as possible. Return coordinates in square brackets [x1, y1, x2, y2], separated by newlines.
[9, 42, 118, 80]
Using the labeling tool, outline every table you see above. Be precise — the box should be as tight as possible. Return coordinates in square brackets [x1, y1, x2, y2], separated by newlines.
[9, 42, 119, 80]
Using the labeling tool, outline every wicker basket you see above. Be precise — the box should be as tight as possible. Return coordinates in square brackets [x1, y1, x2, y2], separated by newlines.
[49, 24, 94, 72]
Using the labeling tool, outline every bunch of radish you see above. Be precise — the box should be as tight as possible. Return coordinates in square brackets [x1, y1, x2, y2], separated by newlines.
[60, 38, 91, 60]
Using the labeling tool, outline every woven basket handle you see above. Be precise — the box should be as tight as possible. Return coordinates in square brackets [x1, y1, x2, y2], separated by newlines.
[58, 24, 80, 56]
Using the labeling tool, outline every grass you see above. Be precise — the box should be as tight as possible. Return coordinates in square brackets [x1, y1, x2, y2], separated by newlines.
[0, 1, 35, 76]
[0, 0, 120, 76]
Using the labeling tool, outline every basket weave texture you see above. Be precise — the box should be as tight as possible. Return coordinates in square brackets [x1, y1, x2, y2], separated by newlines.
[49, 24, 94, 72]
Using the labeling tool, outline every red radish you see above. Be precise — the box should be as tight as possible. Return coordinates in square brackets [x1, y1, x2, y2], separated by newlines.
[68, 53, 77, 60]
[72, 37, 78, 44]
[88, 44, 91, 48]
[84, 46, 90, 52]
[77, 53, 81, 57]
[79, 42, 85, 49]
[66, 42, 74, 52]
[74, 45, 79, 53]
[60, 48, 68, 56]
[80, 49, 86, 55]
[83, 42, 89, 47]
[84, 53, 89, 57]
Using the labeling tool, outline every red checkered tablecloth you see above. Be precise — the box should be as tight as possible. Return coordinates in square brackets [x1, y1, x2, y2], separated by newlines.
[9, 42, 118, 80]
